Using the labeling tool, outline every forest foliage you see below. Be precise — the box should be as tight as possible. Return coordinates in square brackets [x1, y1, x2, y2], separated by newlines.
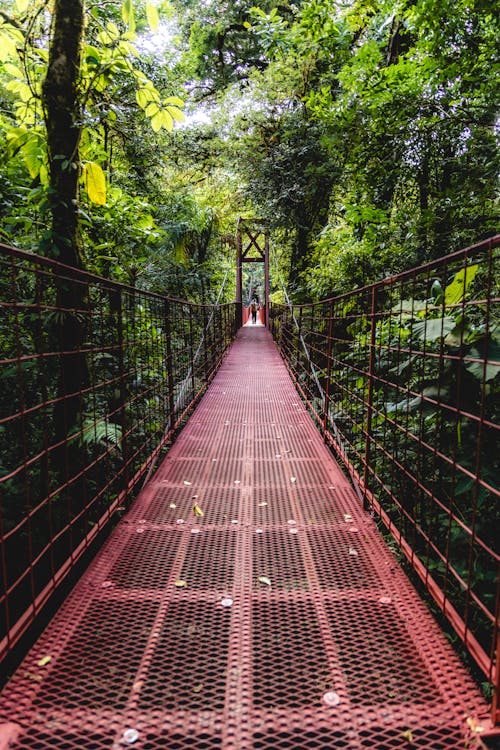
[0, 0, 498, 300]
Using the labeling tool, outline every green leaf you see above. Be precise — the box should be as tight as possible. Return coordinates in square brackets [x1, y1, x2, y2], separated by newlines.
[151, 112, 163, 132]
[136, 88, 149, 109]
[121, 0, 136, 31]
[166, 104, 185, 123]
[165, 95, 184, 108]
[20, 136, 42, 178]
[412, 316, 456, 342]
[161, 109, 174, 130]
[83, 162, 107, 205]
[3, 62, 23, 78]
[444, 265, 479, 306]
[146, 2, 159, 32]
[145, 101, 160, 117]
[466, 345, 500, 382]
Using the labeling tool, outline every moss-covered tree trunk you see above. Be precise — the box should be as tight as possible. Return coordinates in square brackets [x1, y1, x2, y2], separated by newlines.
[42, 0, 87, 451]
[43, 0, 84, 265]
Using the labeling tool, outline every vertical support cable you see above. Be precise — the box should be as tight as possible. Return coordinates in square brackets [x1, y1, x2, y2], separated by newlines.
[322, 299, 334, 440]
[164, 299, 175, 432]
[363, 285, 378, 505]
[116, 287, 129, 490]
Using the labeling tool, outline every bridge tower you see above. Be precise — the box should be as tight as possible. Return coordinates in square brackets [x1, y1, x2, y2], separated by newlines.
[235, 217, 269, 328]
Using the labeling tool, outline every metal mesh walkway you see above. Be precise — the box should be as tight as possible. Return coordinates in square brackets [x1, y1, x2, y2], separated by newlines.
[0, 327, 490, 749]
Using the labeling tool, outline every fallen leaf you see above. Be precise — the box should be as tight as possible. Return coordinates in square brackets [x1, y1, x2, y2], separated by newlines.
[24, 671, 42, 682]
[344, 514, 353, 522]
[466, 717, 484, 734]
[193, 502, 204, 518]
[290, 476, 297, 483]
[193, 683, 204, 693]
[37, 655, 52, 667]
[258, 575, 272, 586]
[258, 501, 268, 507]
[349, 547, 358, 556]
[402, 730, 414, 743]
[183, 480, 192, 486]
[169, 502, 176, 509]
[175, 579, 188, 588]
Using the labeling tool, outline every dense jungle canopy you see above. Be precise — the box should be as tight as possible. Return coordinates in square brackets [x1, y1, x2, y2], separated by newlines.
[0, 0, 498, 301]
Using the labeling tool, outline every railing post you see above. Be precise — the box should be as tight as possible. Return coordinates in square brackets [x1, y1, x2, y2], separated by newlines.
[363, 286, 378, 507]
[492, 601, 500, 725]
[164, 299, 176, 430]
[322, 299, 334, 440]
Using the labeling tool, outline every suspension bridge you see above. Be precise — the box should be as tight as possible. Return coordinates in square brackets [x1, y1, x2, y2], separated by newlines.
[0, 233, 499, 749]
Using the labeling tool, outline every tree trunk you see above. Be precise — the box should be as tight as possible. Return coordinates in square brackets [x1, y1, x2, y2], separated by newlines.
[42, 0, 84, 266]
[42, 0, 88, 451]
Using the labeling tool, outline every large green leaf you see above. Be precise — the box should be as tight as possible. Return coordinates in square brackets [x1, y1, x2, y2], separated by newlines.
[146, 2, 159, 31]
[412, 316, 456, 342]
[445, 265, 479, 306]
[466, 344, 500, 382]
[83, 162, 107, 205]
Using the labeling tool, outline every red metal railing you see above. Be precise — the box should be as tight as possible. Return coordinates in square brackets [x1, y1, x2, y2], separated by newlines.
[270, 235, 500, 723]
[0, 243, 238, 665]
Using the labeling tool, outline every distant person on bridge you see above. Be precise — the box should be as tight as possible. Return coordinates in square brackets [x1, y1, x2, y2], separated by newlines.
[250, 297, 259, 324]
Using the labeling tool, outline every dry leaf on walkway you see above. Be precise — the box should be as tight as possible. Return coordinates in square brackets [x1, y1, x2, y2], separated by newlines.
[37, 655, 52, 667]
[193, 502, 204, 517]
[175, 579, 188, 588]
[258, 575, 271, 586]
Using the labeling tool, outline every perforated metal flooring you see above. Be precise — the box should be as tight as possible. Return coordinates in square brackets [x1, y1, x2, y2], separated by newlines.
[0, 327, 490, 749]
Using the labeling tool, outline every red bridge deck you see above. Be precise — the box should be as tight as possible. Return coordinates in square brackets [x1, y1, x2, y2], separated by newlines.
[0, 327, 489, 749]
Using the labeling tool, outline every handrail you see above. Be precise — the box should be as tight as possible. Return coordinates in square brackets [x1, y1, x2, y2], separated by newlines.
[270, 234, 500, 723]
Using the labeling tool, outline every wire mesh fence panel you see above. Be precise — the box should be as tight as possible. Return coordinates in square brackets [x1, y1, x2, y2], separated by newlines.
[271, 235, 500, 721]
[0, 244, 238, 664]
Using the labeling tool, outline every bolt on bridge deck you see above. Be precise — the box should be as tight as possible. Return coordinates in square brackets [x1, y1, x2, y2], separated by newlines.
[0, 326, 490, 749]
